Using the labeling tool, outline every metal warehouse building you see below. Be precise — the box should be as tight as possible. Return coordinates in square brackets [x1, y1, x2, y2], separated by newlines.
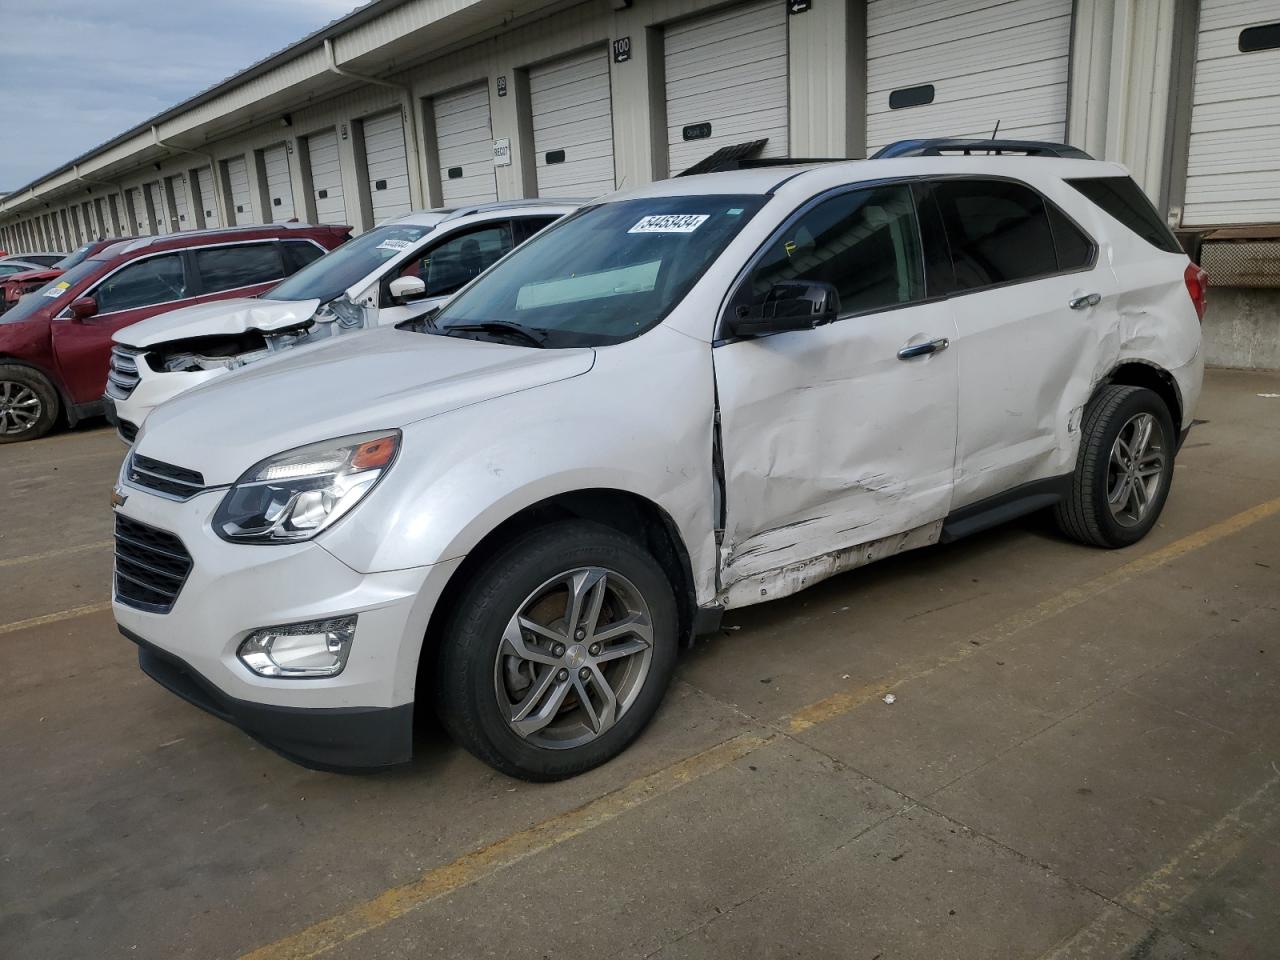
[1, 0, 1278, 364]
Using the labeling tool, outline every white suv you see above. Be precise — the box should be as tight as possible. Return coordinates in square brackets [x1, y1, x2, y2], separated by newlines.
[111, 143, 1205, 780]
[105, 200, 578, 440]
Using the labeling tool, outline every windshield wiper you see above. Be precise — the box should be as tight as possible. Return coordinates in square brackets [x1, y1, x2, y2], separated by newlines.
[441, 321, 547, 348]
[395, 306, 440, 334]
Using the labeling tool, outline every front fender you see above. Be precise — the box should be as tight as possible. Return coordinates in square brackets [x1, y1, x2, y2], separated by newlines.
[316, 327, 720, 603]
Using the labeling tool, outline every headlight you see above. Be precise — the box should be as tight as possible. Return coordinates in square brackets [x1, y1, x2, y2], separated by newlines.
[213, 431, 400, 543]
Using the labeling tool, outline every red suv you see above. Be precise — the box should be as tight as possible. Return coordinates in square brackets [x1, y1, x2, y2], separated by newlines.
[0, 223, 350, 443]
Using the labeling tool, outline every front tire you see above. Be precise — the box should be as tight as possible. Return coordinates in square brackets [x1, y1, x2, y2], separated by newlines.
[0, 363, 60, 443]
[435, 520, 679, 781]
[1055, 385, 1176, 548]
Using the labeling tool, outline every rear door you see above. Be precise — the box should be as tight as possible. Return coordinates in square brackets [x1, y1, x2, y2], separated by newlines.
[926, 177, 1114, 509]
[713, 183, 959, 607]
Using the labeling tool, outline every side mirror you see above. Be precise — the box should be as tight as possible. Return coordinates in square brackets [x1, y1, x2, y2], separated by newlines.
[69, 296, 98, 321]
[728, 281, 840, 338]
[388, 275, 426, 302]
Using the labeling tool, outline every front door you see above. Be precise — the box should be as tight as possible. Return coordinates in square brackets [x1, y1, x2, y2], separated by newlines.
[713, 183, 959, 608]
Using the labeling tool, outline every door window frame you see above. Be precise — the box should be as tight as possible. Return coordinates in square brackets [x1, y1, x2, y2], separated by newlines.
[60, 238, 327, 320]
[714, 174, 1100, 345]
[380, 218, 517, 306]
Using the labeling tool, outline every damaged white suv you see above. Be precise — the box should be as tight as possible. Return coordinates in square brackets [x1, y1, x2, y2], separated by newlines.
[112, 141, 1205, 780]
[106, 200, 577, 441]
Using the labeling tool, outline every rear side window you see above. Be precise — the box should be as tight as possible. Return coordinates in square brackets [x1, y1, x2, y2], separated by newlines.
[749, 184, 924, 315]
[1067, 177, 1182, 254]
[933, 180, 1058, 288]
[195, 243, 285, 293]
[281, 241, 325, 273]
[96, 254, 188, 313]
[1046, 204, 1095, 270]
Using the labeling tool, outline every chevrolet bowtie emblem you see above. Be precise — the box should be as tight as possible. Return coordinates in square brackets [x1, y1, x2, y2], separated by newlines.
[110, 487, 128, 509]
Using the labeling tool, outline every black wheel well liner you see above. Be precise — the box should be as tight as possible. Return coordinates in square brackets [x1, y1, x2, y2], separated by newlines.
[415, 488, 700, 701]
[1100, 361, 1183, 429]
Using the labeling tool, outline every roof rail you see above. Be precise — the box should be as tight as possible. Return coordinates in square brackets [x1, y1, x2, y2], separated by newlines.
[871, 138, 1094, 160]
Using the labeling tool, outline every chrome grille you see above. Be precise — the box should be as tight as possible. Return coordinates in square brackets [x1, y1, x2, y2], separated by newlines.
[114, 515, 193, 614]
[126, 453, 206, 500]
[106, 345, 142, 400]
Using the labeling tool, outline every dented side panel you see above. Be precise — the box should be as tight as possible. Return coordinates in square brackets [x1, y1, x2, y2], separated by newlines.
[713, 300, 959, 607]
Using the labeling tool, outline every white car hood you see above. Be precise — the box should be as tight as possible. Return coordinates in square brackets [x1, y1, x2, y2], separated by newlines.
[135, 326, 595, 482]
[113, 297, 322, 347]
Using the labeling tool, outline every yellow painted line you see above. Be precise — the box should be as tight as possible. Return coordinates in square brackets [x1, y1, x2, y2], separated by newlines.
[0, 600, 113, 637]
[787, 494, 1280, 733]
[241, 494, 1280, 960]
[0, 539, 112, 569]
[1039, 766, 1280, 959]
[240, 732, 770, 960]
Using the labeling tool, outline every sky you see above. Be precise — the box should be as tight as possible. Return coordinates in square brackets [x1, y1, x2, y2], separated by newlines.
[0, 0, 361, 191]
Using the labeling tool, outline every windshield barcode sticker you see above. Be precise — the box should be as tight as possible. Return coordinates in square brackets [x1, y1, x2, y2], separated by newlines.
[376, 238, 412, 251]
[628, 214, 709, 234]
[43, 281, 71, 298]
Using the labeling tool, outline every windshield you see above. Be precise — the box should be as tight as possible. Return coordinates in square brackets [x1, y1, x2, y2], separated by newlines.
[265, 222, 436, 303]
[0, 260, 101, 325]
[53, 244, 96, 270]
[433, 196, 767, 346]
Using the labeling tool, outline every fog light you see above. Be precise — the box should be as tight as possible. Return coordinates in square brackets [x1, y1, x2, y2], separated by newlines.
[238, 616, 357, 678]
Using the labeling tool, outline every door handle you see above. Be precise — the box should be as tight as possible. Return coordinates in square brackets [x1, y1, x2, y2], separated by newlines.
[1069, 292, 1101, 310]
[897, 337, 950, 360]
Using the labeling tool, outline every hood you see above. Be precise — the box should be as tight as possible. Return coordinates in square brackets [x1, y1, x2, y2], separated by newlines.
[136, 326, 596, 482]
[2, 268, 59, 287]
[113, 297, 322, 347]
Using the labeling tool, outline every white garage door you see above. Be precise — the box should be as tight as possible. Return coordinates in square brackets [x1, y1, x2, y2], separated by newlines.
[167, 175, 191, 230]
[865, 0, 1074, 155]
[529, 49, 615, 198]
[433, 83, 498, 206]
[306, 129, 346, 224]
[127, 187, 147, 234]
[1183, 0, 1280, 226]
[147, 181, 171, 234]
[196, 167, 220, 229]
[664, 0, 790, 175]
[224, 156, 256, 225]
[363, 110, 413, 224]
[262, 144, 296, 222]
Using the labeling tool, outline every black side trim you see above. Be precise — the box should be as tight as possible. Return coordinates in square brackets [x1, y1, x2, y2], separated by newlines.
[940, 475, 1072, 543]
[691, 605, 725, 637]
[121, 627, 414, 772]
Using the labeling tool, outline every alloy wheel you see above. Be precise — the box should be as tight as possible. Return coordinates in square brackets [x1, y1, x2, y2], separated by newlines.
[494, 566, 654, 750]
[0, 381, 42, 436]
[1107, 412, 1167, 527]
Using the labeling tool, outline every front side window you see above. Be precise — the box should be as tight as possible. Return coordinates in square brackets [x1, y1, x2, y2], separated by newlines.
[748, 184, 923, 316]
[934, 180, 1058, 289]
[195, 244, 285, 293]
[399, 223, 514, 297]
[265, 222, 438, 304]
[94, 254, 187, 314]
[432, 196, 767, 347]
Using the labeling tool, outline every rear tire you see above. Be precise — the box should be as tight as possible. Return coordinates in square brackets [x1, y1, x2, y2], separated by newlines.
[435, 520, 679, 781]
[0, 363, 60, 443]
[1055, 385, 1176, 548]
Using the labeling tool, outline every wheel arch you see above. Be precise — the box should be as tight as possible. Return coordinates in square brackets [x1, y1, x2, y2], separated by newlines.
[1100, 360, 1183, 432]
[415, 488, 702, 704]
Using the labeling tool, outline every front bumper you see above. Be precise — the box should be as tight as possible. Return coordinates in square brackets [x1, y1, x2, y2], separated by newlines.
[124, 627, 414, 770]
[110, 361, 228, 438]
[112, 486, 462, 769]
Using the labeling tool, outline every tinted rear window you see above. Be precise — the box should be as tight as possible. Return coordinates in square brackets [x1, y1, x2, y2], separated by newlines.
[195, 243, 285, 293]
[1067, 177, 1182, 254]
